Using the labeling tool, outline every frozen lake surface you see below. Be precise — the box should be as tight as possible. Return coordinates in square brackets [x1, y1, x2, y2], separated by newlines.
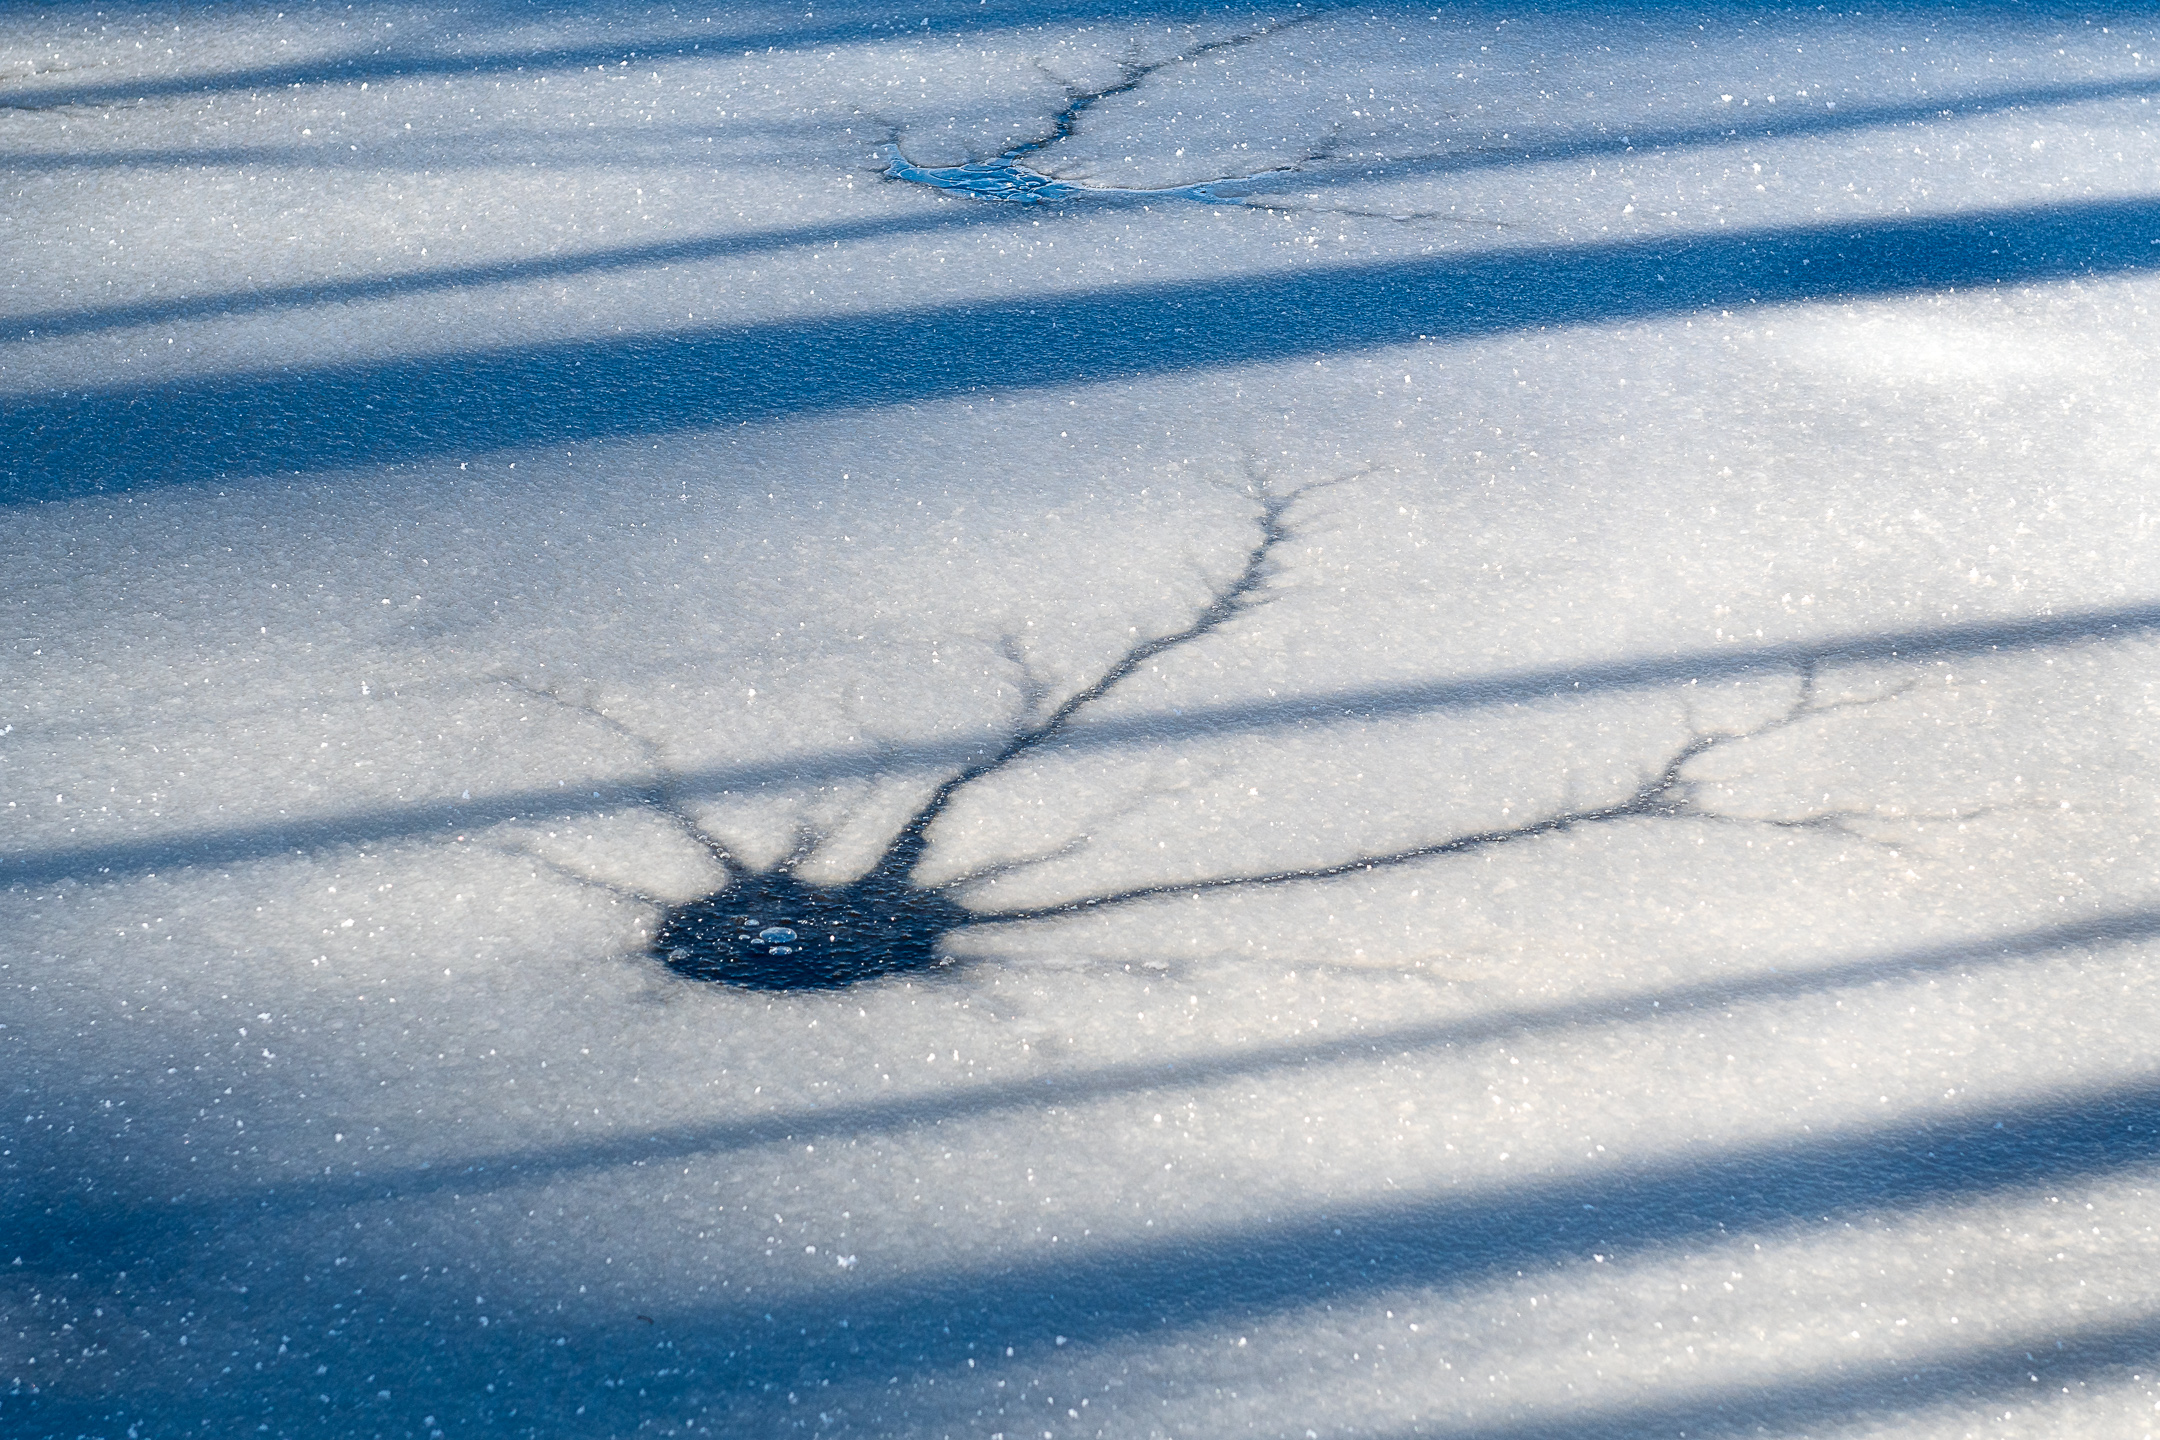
[8, 2, 2160, 1436]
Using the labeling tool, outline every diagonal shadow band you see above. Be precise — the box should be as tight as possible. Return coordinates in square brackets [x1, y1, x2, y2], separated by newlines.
[18, 900, 2156, 1232]
[50, 1063, 2152, 1402]
[1217, 69, 2160, 199]
[366, 1066, 2160, 1371]
[495, 1295, 2160, 1437]
[0, 0, 1316, 111]
[14, 1221, 2158, 1440]
[0, 0, 2126, 114]
[12, 972, 2160, 1432]
[9, 193, 2160, 503]
[1, 198, 1031, 344]
[12, 69, 2160, 345]
[1363, 1306, 2160, 1440]
[6, 597, 2155, 890]
[7, 1279, 2158, 1440]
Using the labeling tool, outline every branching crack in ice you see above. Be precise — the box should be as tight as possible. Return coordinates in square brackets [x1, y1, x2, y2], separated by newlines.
[564, 469, 1973, 992]
[878, 24, 1506, 230]
[879, 21, 1316, 207]
[642, 477, 1309, 989]
[973, 668, 1963, 927]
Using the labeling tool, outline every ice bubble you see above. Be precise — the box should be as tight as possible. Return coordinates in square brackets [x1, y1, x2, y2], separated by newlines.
[759, 927, 798, 944]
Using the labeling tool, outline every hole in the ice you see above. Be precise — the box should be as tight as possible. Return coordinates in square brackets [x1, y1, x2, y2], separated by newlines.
[640, 466, 1861, 995]
[649, 475, 1301, 994]
[653, 868, 972, 992]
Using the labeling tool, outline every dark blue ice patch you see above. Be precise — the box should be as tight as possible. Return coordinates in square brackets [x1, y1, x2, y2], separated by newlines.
[654, 868, 972, 991]
[882, 151, 1086, 204]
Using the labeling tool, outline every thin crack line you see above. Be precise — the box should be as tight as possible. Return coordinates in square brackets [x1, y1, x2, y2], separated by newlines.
[966, 664, 1920, 925]
[479, 668, 742, 876]
[880, 17, 1312, 205]
[483, 835, 669, 914]
[866, 477, 1311, 889]
[930, 750, 1237, 897]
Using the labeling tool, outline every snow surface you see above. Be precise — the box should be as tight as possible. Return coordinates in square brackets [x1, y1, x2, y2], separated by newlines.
[7, 1, 2160, 1436]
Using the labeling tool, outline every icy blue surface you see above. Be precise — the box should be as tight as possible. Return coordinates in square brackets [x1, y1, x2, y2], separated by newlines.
[8, 2, 2160, 1437]
[882, 148, 1089, 203]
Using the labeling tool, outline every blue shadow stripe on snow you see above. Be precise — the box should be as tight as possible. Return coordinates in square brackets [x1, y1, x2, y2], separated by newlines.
[1368, 1310, 2160, 1440]
[11, 1027, 2160, 1389]
[510, 1303, 2160, 1439]
[6, 905, 2146, 1274]
[1243, 70, 2160, 192]
[0, 0, 1324, 111]
[17, 1136, 2160, 1440]
[10, 193, 2160, 503]
[554, 1304, 2160, 1437]
[11, 69, 2160, 344]
[6, 596, 2156, 889]
[1, 202, 1027, 343]
[0, 0, 2139, 112]
[201, 904, 2160, 1211]
[181, 1070, 2160, 1390]
[490, 1070, 2160, 1373]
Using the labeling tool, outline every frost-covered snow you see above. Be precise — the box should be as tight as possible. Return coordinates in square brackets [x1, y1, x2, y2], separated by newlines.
[7, 2, 2160, 1437]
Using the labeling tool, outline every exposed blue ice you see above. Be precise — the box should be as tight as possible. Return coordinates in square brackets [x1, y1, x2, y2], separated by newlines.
[7, 3, 2160, 1438]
